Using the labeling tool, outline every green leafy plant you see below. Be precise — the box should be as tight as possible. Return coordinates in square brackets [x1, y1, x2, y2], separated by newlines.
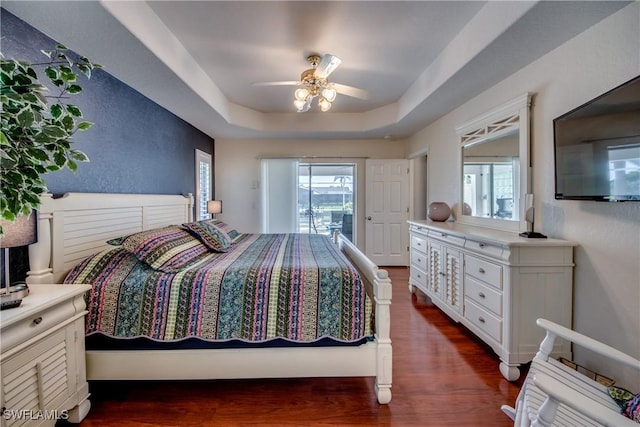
[0, 44, 101, 231]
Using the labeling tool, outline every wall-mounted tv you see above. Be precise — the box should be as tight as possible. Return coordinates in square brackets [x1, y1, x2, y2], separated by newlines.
[554, 75, 640, 201]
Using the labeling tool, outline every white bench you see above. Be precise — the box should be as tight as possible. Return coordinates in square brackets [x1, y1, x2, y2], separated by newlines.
[502, 319, 640, 427]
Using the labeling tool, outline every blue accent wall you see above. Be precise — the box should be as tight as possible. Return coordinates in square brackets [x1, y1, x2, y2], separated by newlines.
[1, 9, 214, 196]
[1, 9, 215, 282]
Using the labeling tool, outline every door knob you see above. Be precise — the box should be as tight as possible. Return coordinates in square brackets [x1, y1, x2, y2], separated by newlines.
[367, 216, 372, 220]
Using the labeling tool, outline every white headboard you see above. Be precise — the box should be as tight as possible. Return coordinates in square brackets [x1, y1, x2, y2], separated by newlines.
[27, 193, 194, 284]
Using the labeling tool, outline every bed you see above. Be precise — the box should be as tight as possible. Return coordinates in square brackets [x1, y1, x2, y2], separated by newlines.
[26, 192, 392, 406]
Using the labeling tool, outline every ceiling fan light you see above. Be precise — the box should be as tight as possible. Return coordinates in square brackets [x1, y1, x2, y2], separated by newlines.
[294, 99, 307, 110]
[294, 88, 310, 101]
[322, 87, 337, 102]
[318, 97, 332, 112]
[294, 95, 313, 113]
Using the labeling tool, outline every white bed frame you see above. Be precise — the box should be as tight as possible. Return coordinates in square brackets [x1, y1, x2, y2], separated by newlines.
[26, 193, 393, 404]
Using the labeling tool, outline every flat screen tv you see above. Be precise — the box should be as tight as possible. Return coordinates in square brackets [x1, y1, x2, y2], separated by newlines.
[553, 75, 640, 201]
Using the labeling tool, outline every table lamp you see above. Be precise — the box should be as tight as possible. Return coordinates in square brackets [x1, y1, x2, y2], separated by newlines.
[1, 213, 37, 309]
[207, 200, 223, 218]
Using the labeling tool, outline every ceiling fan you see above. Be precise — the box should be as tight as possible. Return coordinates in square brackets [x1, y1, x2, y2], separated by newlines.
[254, 53, 369, 112]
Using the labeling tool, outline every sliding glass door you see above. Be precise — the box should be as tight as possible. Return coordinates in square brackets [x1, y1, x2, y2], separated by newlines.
[261, 160, 355, 241]
[298, 164, 355, 241]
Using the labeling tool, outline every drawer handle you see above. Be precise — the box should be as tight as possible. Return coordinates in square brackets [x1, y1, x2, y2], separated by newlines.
[32, 316, 43, 326]
[440, 233, 447, 237]
[417, 242, 422, 246]
[478, 292, 486, 299]
[478, 317, 486, 323]
[479, 242, 486, 248]
[439, 272, 446, 276]
[478, 268, 486, 274]
[417, 274, 421, 278]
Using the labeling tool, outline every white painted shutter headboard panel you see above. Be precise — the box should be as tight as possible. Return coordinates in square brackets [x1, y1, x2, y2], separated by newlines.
[27, 193, 194, 284]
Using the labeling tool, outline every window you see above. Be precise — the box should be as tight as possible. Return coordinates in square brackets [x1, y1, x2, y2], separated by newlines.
[195, 149, 212, 220]
[260, 160, 355, 241]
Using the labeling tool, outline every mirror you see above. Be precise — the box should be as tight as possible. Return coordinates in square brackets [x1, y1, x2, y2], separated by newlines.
[463, 131, 520, 221]
[456, 93, 532, 232]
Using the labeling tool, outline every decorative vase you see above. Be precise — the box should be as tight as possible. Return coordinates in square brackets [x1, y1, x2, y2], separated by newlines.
[428, 202, 451, 222]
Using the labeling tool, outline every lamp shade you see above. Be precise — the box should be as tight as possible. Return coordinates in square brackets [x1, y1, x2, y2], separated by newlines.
[322, 87, 337, 102]
[207, 200, 223, 215]
[318, 97, 332, 112]
[294, 99, 307, 110]
[0, 213, 38, 248]
[294, 88, 310, 101]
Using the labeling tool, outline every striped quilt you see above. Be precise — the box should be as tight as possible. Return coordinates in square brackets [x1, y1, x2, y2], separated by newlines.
[64, 233, 372, 344]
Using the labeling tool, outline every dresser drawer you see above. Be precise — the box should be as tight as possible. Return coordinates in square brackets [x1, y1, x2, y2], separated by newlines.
[465, 255, 502, 289]
[464, 239, 503, 258]
[465, 275, 502, 316]
[464, 299, 502, 343]
[411, 250, 427, 270]
[429, 231, 465, 248]
[410, 266, 428, 290]
[411, 234, 427, 253]
[0, 296, 80, 352]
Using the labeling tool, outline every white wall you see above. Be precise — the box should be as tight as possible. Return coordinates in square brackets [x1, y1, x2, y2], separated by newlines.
[408, 3, 640, 389]
[214, 138, 407, 248]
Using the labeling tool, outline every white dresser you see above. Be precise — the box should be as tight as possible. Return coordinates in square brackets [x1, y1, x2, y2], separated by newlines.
[0, 284, 91, 426]
[408, 220, 575, 380]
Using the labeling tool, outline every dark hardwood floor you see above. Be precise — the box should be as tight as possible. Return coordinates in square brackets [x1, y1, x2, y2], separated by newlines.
[75, 267, 524, 426]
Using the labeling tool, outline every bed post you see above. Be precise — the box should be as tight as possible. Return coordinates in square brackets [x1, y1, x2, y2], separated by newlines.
[27, 193, 54, 285]
[336, 233, 393, 404]
[374, 268, 393, 404]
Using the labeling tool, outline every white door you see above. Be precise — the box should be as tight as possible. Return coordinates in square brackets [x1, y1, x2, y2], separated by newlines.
[365, 159, 409, 266]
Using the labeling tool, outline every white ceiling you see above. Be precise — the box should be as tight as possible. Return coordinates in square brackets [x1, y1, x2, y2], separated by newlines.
[2, 1, 630, 141]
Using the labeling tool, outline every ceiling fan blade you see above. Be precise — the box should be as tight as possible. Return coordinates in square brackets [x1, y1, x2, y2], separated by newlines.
[331, 83, 369, 100]
[314, 54, 342, 79]
[252, 81, 301, 86]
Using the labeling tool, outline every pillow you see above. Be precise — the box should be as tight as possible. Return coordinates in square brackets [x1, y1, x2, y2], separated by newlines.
[119, 225, 210, 272]
[198, 219, 243, 243]
[106, 236, 124, 246]
[200, 218, 230, 232]
[227, 229, 241, 241]
[627, 394, 640, 422]
[608, 386, 640, 423]
[182, 221, 232, 253]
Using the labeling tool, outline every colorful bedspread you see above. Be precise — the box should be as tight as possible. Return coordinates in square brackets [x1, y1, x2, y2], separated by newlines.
[64, 233, 372, 344]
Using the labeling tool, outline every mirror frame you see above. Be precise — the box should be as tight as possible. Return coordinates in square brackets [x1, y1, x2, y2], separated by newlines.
[455, 93, 532, 233]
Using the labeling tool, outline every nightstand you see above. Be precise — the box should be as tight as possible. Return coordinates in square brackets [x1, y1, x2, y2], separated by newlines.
[0, 284, 91, 426]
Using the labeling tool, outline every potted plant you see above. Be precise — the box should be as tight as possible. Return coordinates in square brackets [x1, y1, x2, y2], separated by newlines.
[0, 44, 101, 233]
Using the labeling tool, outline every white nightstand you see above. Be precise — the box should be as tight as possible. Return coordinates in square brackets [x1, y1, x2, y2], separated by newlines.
[0, 284, 91, 426]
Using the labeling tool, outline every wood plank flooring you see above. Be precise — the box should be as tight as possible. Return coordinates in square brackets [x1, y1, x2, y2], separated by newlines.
[73, 267, 524, 426]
